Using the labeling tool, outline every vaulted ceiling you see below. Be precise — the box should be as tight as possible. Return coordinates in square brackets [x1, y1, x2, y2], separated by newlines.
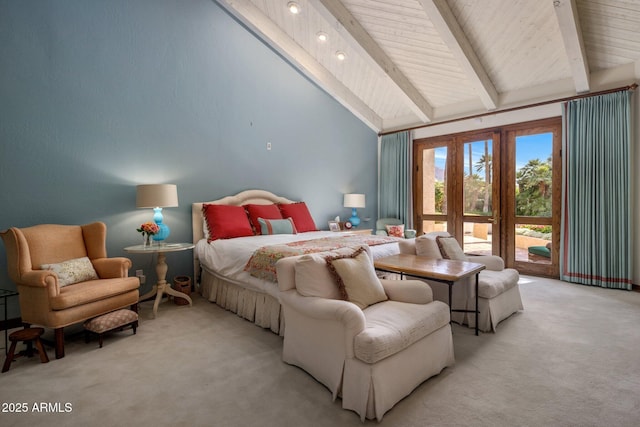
[216, 0, 640, 133]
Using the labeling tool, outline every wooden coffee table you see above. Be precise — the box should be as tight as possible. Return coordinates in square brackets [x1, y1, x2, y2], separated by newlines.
[374, 254, 486, 335]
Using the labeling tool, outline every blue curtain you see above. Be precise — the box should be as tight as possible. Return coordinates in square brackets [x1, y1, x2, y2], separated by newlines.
[560, 90, 633, 290]
[379, 131, 412, 226]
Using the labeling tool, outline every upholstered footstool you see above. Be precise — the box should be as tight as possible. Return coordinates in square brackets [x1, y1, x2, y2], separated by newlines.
[473, 268, 523, 332]
[84, 309, 138, 348]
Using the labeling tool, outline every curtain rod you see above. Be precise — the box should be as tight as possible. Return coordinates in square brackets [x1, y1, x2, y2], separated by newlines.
[379, 82, 638, 136]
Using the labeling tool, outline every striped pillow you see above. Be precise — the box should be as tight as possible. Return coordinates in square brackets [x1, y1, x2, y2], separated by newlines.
[258, 217, 297, 235]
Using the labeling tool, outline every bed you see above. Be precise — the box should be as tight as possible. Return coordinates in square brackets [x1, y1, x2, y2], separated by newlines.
[191, 189, 402, 334]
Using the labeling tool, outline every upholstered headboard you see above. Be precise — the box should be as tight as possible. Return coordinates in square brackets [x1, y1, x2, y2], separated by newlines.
[191, 189, 296, 281]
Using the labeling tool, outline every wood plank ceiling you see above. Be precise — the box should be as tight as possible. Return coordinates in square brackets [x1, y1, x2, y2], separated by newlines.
[217, 0, 640, 133]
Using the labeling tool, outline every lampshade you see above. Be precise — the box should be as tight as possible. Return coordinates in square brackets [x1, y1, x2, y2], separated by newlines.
[343, 193, 365, 208]
[136, 184, 179, 208]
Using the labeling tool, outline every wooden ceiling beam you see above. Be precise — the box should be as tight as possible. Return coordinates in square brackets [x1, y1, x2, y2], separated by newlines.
[553, 0, 590, 93]
[312, 0, 433, 123]
[216, 0, 383, 131]
[417, 0, 498, 110]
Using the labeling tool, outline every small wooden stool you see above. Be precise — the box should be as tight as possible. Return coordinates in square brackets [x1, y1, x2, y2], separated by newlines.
[84, 309, 138, 348]
[2, 327, 49, 373]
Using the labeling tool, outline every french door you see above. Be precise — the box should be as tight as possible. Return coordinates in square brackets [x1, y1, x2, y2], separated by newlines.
[414, 130, 500, 254]
[503, 119, 561, 277]
[414, 118, 561, 277]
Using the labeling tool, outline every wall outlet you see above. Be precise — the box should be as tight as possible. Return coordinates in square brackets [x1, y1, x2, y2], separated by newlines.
[135, 270, 146, 284]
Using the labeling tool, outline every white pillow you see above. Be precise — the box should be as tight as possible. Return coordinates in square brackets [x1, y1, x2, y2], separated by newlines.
[41, 256, 99, 287]
[326, 247, 388, 310]
[435, 236, 467, 260]
[415, 235, 443, 259]
[294, 246, 364, 299]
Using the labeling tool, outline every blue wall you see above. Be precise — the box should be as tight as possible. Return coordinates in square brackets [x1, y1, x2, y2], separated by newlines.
[0, 0, 377, 317]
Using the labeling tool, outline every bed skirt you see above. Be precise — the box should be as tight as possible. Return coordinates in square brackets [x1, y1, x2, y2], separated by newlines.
[199, 268, 284, 335]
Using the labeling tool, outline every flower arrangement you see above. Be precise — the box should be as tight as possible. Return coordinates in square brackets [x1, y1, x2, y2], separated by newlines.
[137, 222, 159, 236]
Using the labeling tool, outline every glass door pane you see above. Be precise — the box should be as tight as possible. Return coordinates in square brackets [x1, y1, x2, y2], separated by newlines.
[422, 146, 447, 216]
[463, 140, 492, 217]
[462, 138, 496, 255]
[416, 144, 449, 234]
[514, 133, 553, 264]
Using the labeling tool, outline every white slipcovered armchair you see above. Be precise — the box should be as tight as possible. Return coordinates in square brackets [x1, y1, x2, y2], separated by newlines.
[399, 232, 523, 332]
[276, 246, 454, 422]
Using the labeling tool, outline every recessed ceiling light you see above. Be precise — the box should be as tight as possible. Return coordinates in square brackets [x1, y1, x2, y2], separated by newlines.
[336, 51, 346, 61]
[287, 2, 300, 14]
[317, 32, 328, 42]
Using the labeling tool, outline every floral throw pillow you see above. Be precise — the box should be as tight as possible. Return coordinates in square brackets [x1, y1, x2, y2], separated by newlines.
[41, 256, 99, 287]
[385, 224, 405, 238]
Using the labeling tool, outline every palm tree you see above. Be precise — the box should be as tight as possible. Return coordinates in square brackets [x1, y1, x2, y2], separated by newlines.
[474, 142, 492, 213]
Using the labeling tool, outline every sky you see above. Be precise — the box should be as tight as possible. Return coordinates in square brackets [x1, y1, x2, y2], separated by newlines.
[433, 132, 553, 178]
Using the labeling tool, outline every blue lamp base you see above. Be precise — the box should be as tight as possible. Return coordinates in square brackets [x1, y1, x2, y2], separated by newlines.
[152, 207, 170, 241]
[348, 208, 361, 228]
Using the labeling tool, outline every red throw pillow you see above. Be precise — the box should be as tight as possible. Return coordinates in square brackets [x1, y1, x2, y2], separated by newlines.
[202, 204, 254, 241]
[244, 204, 283, 235]
[278, 202, 318, 232]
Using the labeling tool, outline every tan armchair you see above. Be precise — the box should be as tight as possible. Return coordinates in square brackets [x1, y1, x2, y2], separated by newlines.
[1, 222, 140, 359]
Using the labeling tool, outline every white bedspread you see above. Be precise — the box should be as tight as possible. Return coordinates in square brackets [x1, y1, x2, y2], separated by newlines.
[195, 231, 400, 298]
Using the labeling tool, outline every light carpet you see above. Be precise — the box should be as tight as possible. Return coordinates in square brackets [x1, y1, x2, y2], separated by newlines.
[1, 275, 639, 427]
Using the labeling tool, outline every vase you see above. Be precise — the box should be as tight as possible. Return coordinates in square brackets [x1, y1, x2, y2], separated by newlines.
[143, 233, 153, 248]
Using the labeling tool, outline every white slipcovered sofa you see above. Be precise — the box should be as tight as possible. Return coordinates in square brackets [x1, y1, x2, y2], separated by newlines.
[398, 232, 523, 332]
[276, 245, 454, 422]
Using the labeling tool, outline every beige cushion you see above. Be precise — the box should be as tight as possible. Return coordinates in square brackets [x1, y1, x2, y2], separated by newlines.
[41, 256, 98, 287]
[354, 300, 450, 363]
[415, 236, 443, 259]
[326, 247, 388, 310]
[294, 246, 372, 298]
[436, 236, 466, 260]
[51, 277, 140, 310]
[295, 255, 341, 300]
[478, 269, 520, 299]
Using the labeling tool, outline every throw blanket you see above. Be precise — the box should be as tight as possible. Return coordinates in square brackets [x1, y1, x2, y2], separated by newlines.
[245, 235, 400, 282]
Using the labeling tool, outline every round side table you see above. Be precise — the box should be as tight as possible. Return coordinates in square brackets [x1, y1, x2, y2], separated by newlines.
[124, 243, 195, 318]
